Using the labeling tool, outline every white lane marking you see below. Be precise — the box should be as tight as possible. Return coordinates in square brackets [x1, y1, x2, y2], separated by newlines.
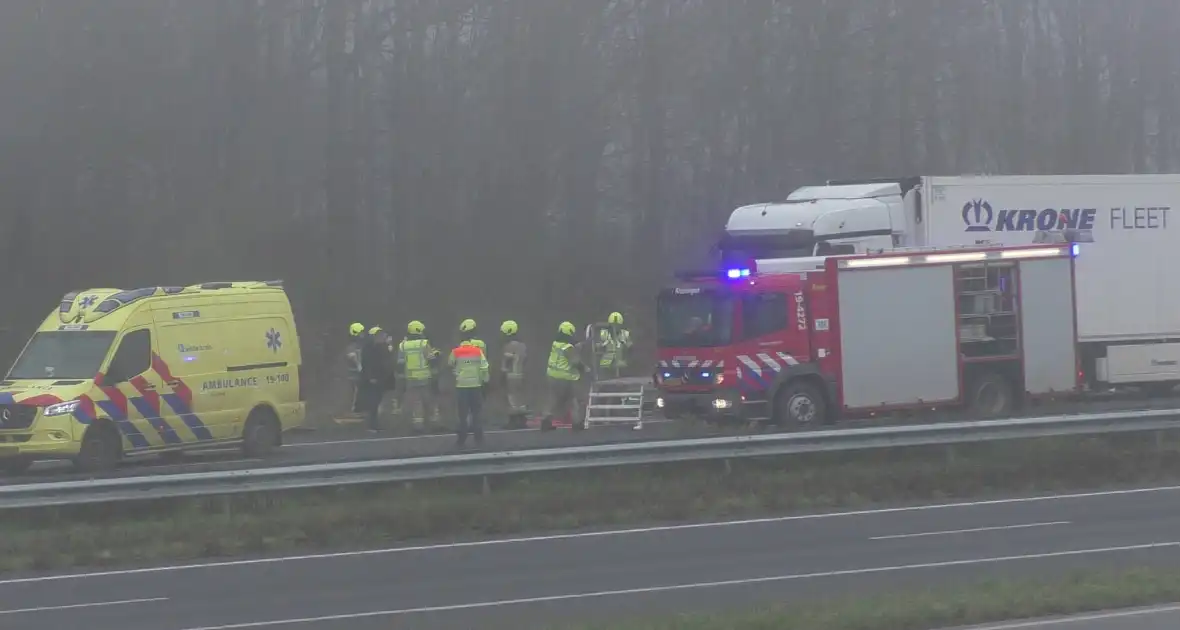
[3, 483, 1179, 585]
[0, 597, 167, 615]
[173, 542, 1180, 629]
[870, 521, 1071, 541]
[961, 603, 1180, 628]
[286, 420, 673, 448]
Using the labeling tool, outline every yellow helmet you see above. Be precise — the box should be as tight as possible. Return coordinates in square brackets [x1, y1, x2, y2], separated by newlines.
[558, 321, 576, 336]
[349, 322, 365, 337]
[501, 320, 518, 335]
[459, 318, 477, 333]
[368, 326, 382, 336]
[608, 312, 624, 325]
[407, 320, 425, 335]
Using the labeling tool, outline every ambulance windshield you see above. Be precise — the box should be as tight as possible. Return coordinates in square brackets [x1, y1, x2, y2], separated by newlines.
[657, 291, 734, 348]
[7, 331, 117, 380]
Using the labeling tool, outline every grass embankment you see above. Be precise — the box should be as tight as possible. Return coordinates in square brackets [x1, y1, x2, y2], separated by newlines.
[563, 567, 1180, 630]
[3, 432, 1180, 572]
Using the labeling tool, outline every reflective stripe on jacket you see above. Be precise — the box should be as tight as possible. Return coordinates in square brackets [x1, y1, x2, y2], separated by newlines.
[399, 337, 436, 382]
[547, 341, 580, 381]
[597, 328, 631, 367]
[345, 341, 363, 376]
[450, 342, 489, 388]
[502, 340, 527, 380]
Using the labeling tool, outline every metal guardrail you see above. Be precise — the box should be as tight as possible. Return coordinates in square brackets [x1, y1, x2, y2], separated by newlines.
[3, 408, 1180, 509]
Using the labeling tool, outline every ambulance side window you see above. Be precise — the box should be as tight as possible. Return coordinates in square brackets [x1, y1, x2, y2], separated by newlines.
[742, 293, 789, 339]
[106, 329, 152, 383]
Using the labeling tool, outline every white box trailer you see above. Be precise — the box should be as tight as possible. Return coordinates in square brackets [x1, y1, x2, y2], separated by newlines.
[721, 174, 1180, 390]
[915, 175, 1180, 388]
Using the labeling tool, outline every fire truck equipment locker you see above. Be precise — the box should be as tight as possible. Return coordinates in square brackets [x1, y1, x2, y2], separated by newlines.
[836, 263, 960, 408]
[1015, 254, 1079, 394]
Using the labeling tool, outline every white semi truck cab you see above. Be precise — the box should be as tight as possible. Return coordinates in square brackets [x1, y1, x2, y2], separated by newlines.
[719, 178, 922, 262]
[719, 174, 1180, 393]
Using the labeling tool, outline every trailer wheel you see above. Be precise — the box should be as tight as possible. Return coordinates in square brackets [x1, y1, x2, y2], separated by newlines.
[966, 371, 1013, 418]
[773, 380, 827, 426]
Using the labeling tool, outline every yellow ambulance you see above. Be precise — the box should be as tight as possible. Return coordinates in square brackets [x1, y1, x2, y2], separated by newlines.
[0, 281, 305, 473]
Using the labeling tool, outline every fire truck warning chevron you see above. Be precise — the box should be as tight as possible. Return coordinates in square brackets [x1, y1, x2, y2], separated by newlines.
[655, 244, 1079, 426]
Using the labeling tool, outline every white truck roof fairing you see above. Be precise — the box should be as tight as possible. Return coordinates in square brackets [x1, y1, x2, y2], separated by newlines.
[788, 182, 902, 201]
[725, 197, 893, 237]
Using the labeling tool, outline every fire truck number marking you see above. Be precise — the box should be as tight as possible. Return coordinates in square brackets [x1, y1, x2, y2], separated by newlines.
[795, 292, 807, 331]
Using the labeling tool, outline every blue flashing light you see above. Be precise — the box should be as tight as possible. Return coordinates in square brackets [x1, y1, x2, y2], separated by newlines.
[701, 371, 711, 379]
[726, 268, 751, 279]
[1071, 243, 1080, 257]
[662, 372, 672, 379]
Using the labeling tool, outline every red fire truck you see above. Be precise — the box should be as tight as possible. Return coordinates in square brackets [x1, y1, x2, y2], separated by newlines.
[654, 243, 1081, 425]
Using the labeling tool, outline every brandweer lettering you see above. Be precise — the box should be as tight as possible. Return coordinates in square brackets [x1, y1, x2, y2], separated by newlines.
[1110, 206, 1169, 230]
[202, 377, 258, 392]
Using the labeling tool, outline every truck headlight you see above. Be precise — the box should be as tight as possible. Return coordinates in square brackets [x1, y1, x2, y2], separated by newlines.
[656, 396, 665, 409]
[712, 398, 733, 409]
[43, 400, 80, 417]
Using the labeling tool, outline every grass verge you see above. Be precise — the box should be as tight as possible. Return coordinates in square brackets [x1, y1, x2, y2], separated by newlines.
[3, 432, 1180, 572]
[561, 567, 1180, 630]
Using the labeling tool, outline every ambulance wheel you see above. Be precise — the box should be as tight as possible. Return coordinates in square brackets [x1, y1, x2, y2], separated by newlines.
[966, 371, 1014, 418]
[74, 423, 122, 473]
[773, 380, 827, 426]
[243, 407, 281, 458]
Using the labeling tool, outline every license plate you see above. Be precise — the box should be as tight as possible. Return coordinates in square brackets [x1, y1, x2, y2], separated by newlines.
[0, 446, 20, 457]
[663, 377, 683, 386]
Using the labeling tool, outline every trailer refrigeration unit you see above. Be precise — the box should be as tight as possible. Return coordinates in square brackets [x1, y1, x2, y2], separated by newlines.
[655, 244, 1080, 425]
[719, 174, 1180, 392]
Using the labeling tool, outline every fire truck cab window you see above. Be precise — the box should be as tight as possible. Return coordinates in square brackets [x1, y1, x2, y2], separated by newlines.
[657, 291, 734, 348]
[742, 293, 789, 339]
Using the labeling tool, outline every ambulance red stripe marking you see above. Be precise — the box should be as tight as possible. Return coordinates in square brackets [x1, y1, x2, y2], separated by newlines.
[78, 396, 96, 420]
[100, 386, 129, 416]
[18, 394, 62, 407]
[129, 376, 161, 415]
[151, 354, 193, 407]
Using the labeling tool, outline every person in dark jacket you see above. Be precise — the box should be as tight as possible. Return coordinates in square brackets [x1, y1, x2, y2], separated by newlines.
[359, 327, 396, 432]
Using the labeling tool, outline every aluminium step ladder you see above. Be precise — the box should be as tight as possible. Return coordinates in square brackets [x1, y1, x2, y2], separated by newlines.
[582, 376, 650, 430]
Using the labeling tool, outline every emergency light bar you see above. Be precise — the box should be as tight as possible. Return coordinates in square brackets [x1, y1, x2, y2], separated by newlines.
[839, 245, 1076, 269]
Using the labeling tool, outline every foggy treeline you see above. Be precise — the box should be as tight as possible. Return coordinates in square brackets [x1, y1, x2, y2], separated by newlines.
[0, 0, 1176, 389]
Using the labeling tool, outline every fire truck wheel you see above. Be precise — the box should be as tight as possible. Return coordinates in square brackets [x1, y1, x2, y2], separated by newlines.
[966, 371, 1014, 418]
[773, 380, 827, 426]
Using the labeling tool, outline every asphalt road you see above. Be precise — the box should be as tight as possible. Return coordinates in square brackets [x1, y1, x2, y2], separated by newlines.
[6, 391, 1180, 485]
[3, 484, 1180, 629]
[948, 604, 1180, 629]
